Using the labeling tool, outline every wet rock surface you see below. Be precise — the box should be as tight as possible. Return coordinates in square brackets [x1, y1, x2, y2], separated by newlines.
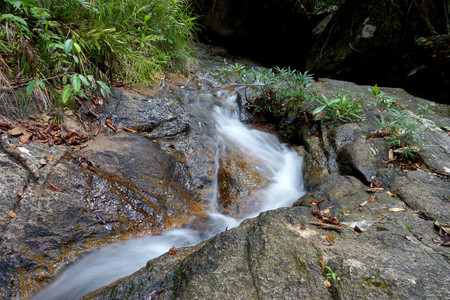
[84, 75, 449, 299]
[84, 195, 450, 300]
[0, 44, 449, 299]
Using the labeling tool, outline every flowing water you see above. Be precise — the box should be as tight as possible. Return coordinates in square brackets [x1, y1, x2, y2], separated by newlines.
[32, 88, 305, 300]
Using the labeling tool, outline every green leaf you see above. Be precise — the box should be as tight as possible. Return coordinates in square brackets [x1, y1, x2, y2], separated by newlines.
[78, 74, 90, 86]
[37, 79, 45, 89]
[26, 80, 36, 96]
[373, 84, 379, 96]
[61, 85, 72, 103]
[96, 81, 112, 94]
[71, 75, 81, 92]
[73, 42, 81, 53]
[101, 88, 107, 99]
[64, 39, 73, 54]
[328, 98, 341, 105]
[313, 105, 326, 115]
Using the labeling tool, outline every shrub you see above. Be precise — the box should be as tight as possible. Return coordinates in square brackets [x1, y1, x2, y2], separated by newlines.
[0, 0, 198, 113]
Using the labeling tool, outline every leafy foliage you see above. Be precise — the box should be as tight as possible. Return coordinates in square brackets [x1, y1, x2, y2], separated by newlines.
[212, 63, 314, 118]
[0, 0, 197, 113]
[373, 111, 426, 160]
[368, 84, 398, 111]
[312, 91, 364, 122]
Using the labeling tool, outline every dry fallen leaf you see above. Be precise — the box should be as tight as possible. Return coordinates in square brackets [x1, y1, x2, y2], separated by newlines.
[314, 111, 324, 120]
[324, 280, 331, 288]
[405, 235, 418, 244]
[368, 194, 376, 202]
[9, 211, 16, 218]
[310, 222, 342, 231]
[360, 200, 368, 207]
[386, 191, 394, 197]
[64, 110, 73, 116]
[300, 224, 306, 230]
[322, 208, 330, 214]
[168, 246, 177, 255]
[433, 234, 450, 246]
[42, 114, 51, 122]
[167, 101, 173, 106]
[311, 208, 324, 218]
[309, 198, 326, 206]
[17, 190, 22, 197]
[434, 221, 450, 235]
[387, 207, 406, 212]
[46, 182, 64, 193]
[123, 128, 138, 134]
[19, 133, 32, 144]
[354, 226, 363, 233]
[28, 115, 42, 122]
[327, 234, 334, 244]
[39, 158, 47, 166]
[367, 187, 384, 193]
[8, 125, 27, 136]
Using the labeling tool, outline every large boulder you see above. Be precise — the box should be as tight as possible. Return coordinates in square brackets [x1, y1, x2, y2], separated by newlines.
[306, 0, 449, 102]
[0, 132, 208, 299]
[84, 175, 450, 299]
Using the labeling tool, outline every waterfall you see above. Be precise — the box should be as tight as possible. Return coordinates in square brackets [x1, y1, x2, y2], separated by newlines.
[31, 88, 305, 300]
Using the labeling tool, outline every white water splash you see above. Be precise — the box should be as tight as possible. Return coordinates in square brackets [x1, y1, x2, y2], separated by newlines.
[32, 90, 305, 300]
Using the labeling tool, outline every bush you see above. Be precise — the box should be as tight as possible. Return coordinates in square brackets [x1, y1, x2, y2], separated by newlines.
[212, 63, 314, 118]
[0, 0, 198, 112]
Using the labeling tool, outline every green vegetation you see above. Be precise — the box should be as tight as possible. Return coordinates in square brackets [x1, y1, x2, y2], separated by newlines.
[368, 84, 397, 111]
[325, 266, 338, 281]
[373, 111, 426, 160]
[417, 104, 436, 118]
[0, 0, 197, 114]
[212, 63, 313, 118]
[312, 90, 365, 122]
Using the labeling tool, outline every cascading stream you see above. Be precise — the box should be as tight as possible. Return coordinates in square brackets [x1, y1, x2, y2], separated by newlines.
[32, 88, 305, 300]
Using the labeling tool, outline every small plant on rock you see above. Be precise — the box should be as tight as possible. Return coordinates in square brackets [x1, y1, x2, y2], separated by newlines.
[417, 104, 436, 118]
[369, 84, 398, 111]
[372, 111, 427, 160]
[212, 63, 314, 118]
[312, 91, 364, 122]
[325, 266, 338, 281]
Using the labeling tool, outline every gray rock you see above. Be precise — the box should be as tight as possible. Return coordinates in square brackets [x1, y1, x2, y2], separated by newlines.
[98, 89, 190, 139]
[389, 171, 450, 223]
[85, 194, 450, 300]
[307, 0, 449, 102]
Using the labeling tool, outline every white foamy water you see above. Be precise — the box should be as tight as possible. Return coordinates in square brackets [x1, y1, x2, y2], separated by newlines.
[32, 89, 305, 300]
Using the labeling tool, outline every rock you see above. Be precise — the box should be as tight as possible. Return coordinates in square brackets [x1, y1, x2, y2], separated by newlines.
[84, 194, 450, 299]
[389, 171, 450, 223]
[95, 89, 190, 139]
[413, 115, 450, 175]
[307, 0, 449, 102]
[217, 145, 271, 218]
[337, 139, 386, 184]
[0, 132, 207, 299]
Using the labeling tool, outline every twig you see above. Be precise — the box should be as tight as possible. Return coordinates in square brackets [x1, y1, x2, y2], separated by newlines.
[0, 130, 40, 180]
